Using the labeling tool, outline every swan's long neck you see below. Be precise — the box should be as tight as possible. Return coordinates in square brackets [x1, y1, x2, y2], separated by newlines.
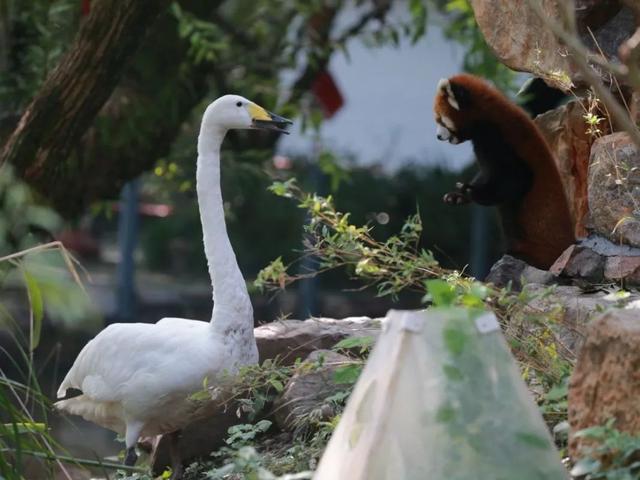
[197, 124, 253, 335]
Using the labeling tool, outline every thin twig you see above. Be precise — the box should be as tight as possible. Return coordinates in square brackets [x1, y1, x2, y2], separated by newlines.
[524, 0, 640, 148]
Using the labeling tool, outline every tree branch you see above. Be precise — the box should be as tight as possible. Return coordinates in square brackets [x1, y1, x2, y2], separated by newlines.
[0, 0, 171, 192]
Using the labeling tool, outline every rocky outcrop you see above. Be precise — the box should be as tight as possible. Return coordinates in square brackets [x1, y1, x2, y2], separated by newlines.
[568, 308, 640, 458]
[470, 0, 637, 89]
[588, 132, 640, 248]
[274, 350, 353, 432]
[515, 284, 640, 357]
[469, 0, 572, 89]
[535, 100, 594, 237]
[255, 316, 381, 365]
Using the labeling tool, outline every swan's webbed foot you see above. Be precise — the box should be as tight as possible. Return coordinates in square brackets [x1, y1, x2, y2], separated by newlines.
[124, 446, 138, 466]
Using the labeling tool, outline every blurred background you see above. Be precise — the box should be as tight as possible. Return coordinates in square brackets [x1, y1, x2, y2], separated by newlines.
[0, 0, 531, 465]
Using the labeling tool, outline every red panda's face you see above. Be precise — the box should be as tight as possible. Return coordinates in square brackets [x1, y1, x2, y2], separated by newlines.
[434, 78, 468, 145]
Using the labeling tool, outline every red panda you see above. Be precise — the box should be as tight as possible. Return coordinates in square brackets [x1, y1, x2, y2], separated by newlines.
[433, 73, 575, 270]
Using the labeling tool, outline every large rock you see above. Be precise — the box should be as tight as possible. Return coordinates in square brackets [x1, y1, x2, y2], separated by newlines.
[150, 408, 242, 474]
[515, 284, 640, 356]
[535, 101, 594, 237]
[469, 1, 637, 89]
[588, 133, 640, 248]
[255, 316, 382, 365]
[273, 350, 353, 432]
[485, 254, 556, 290]
[469, 0, 572, 89]
[568, 308, 640, 458]
[550, 236, 640, 285]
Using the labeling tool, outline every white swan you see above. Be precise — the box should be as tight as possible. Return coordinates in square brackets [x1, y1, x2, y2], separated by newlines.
[55, 95, 291, 476]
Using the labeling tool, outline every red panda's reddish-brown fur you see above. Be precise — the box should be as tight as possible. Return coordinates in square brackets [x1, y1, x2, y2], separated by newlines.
[434, 74, 575, 270]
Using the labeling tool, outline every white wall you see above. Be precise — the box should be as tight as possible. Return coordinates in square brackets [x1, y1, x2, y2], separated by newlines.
[280, 13, 473, 172]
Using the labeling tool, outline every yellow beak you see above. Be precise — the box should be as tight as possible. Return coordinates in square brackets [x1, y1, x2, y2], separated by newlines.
[247, 102, 292, 134]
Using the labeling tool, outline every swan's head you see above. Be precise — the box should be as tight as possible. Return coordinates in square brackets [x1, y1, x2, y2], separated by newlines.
[203, 95, 292, 134]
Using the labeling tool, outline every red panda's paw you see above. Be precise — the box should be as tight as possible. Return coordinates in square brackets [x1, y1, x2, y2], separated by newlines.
[443, 191, 471, 205]
[455, 182, 473, 194]
[443, 182, 473, 205]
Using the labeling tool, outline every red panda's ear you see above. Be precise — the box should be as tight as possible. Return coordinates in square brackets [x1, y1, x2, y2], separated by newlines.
[448, 81, 471, 111]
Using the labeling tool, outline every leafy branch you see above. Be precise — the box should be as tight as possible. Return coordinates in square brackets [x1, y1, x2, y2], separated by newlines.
[255, 178, 447, 298]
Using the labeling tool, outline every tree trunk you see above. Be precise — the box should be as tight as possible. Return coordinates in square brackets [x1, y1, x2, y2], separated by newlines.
[0, 0, 170, 212]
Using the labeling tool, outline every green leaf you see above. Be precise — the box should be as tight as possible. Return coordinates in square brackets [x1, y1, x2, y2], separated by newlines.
[254, 419, 272, 433]
[333, 364, 362, 385]
[570, 457, 601, 476]
[515, 431, 549, 449]
[442, 364, 464, 381]
[443, 326, 467, 356]
[332, 336, 375, 353]
[425, 279, 456, 306]
[544, 383, 568, 402]
[269, 378, 284, 393]
[3, 422, 46, 434]
[22, 268, 43, 351]
[435, 405, 456, 423]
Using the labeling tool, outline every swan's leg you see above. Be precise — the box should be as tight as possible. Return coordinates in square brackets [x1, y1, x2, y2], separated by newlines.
[169, 430, 183, 479]
[123, 420, 144, 466]
[124, 447, 137, 467]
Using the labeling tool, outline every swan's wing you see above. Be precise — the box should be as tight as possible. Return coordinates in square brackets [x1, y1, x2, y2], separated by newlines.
[156, 317, 207, 328]
[56, 321, 213, 403]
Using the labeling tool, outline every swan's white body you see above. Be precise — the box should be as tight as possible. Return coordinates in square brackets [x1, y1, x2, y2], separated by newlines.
[55, 95, 286, 458]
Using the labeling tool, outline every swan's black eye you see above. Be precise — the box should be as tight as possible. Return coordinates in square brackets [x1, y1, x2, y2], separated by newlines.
[236, 101, 242, 107]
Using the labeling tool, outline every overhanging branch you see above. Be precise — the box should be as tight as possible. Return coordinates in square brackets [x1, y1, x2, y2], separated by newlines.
[0, 0, 171, 189]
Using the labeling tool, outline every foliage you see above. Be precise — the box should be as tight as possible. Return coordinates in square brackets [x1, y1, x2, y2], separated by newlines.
[0, 0, 78, 111]
[0, 165, 61, 255]
[257, 178, 446, 298]
[571, 420, 640, 480]
[0, 242, 125, 478]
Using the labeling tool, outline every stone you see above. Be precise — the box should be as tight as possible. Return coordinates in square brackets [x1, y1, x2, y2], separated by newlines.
[522, 265, 557, 286]
[255, 316, 382, 365]
[469, 1, 636, 89]
[551, 236, 640, 285]
[518, 284, 640, 356]
[485, 255, 528, 290]
[535, 101, 594, 237]
[150, 408, 242, 475]
[581, 234, 640, 256]
[469, 0, 573, 90]
[588, 132, 640, 248]
[485, 254, 556, 290]
[568, 309, 640, 458]
[273, 350, 353, 432]
[604, 255, 640, 279]
[549, 244, 576, 276]
[564, 246, 605, 283]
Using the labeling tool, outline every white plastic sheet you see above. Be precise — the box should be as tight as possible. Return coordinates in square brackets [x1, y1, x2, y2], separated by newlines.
[314, 308, 568, 480]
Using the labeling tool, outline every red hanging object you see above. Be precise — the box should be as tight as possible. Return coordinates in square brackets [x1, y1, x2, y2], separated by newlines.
[81, 0, 91, 16]
[311, 70, 344, 119]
